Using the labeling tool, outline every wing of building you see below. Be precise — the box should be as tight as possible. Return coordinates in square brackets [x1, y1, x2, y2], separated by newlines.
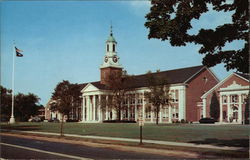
[201, 72, 249, 124]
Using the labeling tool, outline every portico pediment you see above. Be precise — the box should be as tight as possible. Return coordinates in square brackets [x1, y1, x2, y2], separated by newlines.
[220, 81, 249, 92]
[81, 83, 100, 93]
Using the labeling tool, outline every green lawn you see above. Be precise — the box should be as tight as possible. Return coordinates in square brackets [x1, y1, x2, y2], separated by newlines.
[1, 122, 249, 147]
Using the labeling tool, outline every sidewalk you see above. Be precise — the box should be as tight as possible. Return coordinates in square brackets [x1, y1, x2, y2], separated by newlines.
[1, 129, 246, 151]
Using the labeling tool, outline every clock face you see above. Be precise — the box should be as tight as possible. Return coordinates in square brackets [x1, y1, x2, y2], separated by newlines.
[113, 56, 118, 63]
[104, 56, 108, 63]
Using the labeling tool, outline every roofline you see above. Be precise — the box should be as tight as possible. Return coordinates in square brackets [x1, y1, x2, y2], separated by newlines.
[184, 66, 206, 84]
[132, 65, 204, 77]
[207, 67, 220, 82]
[201, 73, 234, 99]
[81, 83, 99, 93]
[234, 72, 250, 82]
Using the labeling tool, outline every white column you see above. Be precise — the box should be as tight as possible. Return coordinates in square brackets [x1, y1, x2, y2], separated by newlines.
[128, 96, 130, 120]
[238, 94, 242, 123]
[219, 94, 223, 122]
[106, 95, 109, 120]
[202, 98, 206, 118]
[168, 105, 171, 123]
[227, 95, 230, 122]
[82, 96, 85, 122]
[135, 94, 138, 121]
[89, 96, 93, 121]
[93, 95, 96, 121]
[86, 96, 90, 121]
[112, 108, 116, 120]
[159, 104, 162, 123]
[121, 101, 123, 120]
[98, 95, 102, 122]
[142, 92, 145, 121]
[178, 87, 186, 120]
[150, 104, 153, 122]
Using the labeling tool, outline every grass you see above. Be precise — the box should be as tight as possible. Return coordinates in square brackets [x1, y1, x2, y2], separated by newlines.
[1, 122, 249, 147]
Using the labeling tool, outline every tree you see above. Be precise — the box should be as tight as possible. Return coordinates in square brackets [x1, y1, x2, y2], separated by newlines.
[99, 71, 133, 121]
[0, 86, 12, 121]
[0, 85, 41, 122]
[210, 92, 220, 121]
[15, 93, 41, 121]
[145, 0, 249, 73]
[144, 71, 171, 125]
[51, 80, 81, 136]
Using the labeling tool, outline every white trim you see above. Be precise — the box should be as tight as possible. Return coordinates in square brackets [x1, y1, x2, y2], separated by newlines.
[234, 73, 250, 82]
[201, 72, 249, 99]
[206, 67, 220, 82]
[81, 83, 99, 93]
[201, 73, 234, 99]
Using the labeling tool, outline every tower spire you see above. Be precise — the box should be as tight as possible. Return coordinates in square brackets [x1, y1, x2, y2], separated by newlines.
[110, 22, 113, 36]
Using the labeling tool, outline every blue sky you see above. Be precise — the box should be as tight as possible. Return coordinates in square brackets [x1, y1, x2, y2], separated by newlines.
[1, 1, 243, 105]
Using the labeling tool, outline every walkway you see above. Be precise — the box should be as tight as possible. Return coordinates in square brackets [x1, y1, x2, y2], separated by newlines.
[2, 129, 246, 151]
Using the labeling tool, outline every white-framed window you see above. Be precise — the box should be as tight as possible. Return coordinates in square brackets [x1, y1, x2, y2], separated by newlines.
[145, 105, 151, 118]
[107, 44, 109, 52]
[170, 90, 179, 103]
[222, 96, 227, 104]
[231, 95, 238, 103]
[242, 94, 247, 104]
[162, 107, 168, 118]
[123, 98, 128, 105]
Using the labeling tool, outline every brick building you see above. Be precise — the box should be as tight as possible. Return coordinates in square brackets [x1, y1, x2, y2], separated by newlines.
[46, 28, 248, 123]
[79, 28, 219, 123]
[201, 72, 249, 124]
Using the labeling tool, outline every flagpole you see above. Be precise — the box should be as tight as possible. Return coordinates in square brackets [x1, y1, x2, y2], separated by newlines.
[9, 42, 16, 124]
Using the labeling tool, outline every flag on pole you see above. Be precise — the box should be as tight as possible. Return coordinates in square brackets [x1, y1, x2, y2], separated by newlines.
[15, 47, 23, 57]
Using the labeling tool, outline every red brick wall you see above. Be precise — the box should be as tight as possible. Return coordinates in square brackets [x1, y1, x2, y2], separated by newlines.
[186, 68, 219, 122]
[100, 67, 122, 85]
[205, 74, 249, 118]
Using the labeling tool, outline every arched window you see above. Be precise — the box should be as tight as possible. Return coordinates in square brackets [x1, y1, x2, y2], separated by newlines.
[107, 44, 109, 52]
[113, 44, 115, 52]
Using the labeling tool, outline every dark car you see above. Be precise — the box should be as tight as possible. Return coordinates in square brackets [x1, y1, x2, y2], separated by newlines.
[199, 117, 215, 124]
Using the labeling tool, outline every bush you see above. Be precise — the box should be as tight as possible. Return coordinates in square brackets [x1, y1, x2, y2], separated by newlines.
[199, 117, 215, 124]
[181, 119, 187, 123]
[103, 120, 136, 123]
[66, 119, 79, 122]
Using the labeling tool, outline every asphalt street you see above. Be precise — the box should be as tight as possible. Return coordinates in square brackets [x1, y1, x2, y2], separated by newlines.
[1, 135, 173, 159]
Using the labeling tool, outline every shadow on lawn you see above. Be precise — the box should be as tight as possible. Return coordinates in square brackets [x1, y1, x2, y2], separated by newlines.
[189, 138, 249, 148]
[1, 125, 41, 131]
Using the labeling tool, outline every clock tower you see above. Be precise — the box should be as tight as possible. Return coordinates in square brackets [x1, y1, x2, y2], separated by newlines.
[100, 26, 122, 85]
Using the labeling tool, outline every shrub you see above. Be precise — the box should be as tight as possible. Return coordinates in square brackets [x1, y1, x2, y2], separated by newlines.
[103, 120, 136, 123]
[180, 119, 186, 123]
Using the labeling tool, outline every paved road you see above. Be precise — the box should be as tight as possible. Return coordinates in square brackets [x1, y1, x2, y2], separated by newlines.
[1, 135, 172, 159]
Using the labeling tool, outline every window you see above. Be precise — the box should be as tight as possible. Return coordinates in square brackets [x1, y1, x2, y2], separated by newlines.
[222, 96, 227, 104]
[162, 108, 168, 118]
[231, 95, 238, 103]
[107, 44, 109, 52]
[203, 77, 208, 83]
[113, 44, 115, 52]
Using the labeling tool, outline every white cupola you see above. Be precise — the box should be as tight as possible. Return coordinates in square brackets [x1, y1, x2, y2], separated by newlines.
[100, 25, 122, 69]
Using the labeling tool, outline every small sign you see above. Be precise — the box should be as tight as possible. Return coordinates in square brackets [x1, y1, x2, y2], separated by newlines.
[139, 119, 144, 126]
[138, 113, 144, 126]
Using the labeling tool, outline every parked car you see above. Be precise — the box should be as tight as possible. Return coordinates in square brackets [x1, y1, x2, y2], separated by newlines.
[48, 118, 60, 123]
[199, 117, 215, 124]
[28, 116, 41, 122]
